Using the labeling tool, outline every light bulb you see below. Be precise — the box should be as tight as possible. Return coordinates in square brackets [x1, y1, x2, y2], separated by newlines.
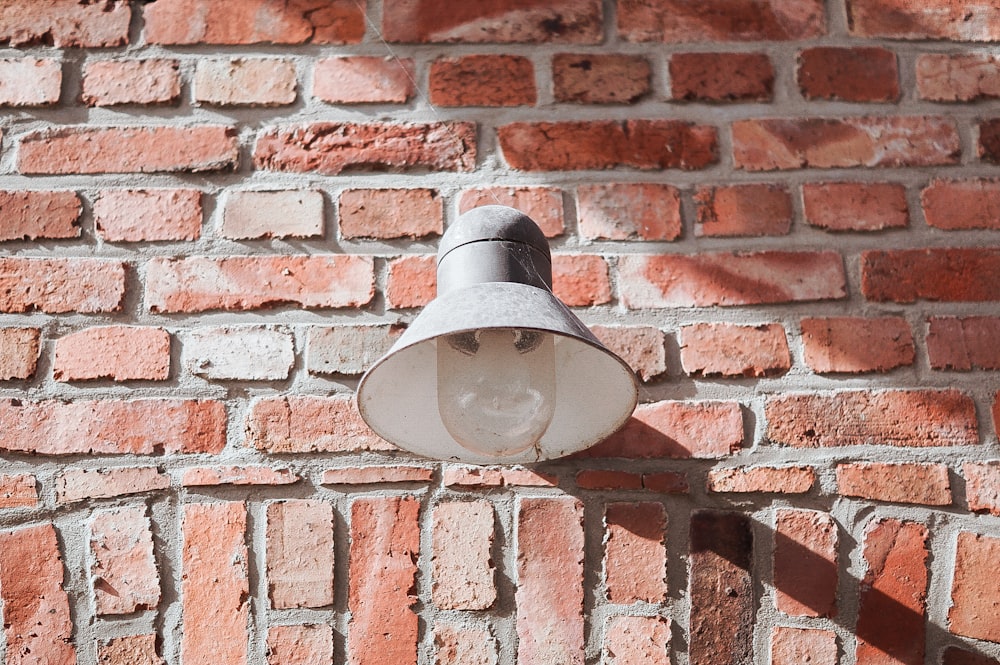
[437, 328, 556, 457]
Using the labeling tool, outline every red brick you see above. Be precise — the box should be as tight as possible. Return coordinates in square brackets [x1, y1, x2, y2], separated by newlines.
[340, 188, 442, 239]
[53, 326, 170, 382]
[642, 471, 690, 494]
[89, 506, 160, 615]
[941, 647, 1000, 665]
[0, 258, 124, 313]
[429, 55, 535, 106]
[603, 616, 670, 665]
[267, 625, 333, 665]
[774, 509, 838, 618]
[247, 396, 393, 454]
[923, 178, 1000, 230]
[382, 0, 602, 43]
[964, 462, 1000, 516]
[577, 183, 681, 241]
[56, 467, 170, 504]
[184, 326, 294, 381]
[432, 500, 496, 610]
[670, 52, 774, 101]
[459, 187, 565, 237]
[433, 623, 497, 665]
[517, 497, 585, 665]
[803, 181, 909, 231]
[553, 53, 650, 103]
[766, 390, 978, 448]
[680, 322, 791, 378]
[194, 58, 296, 106]
[928, 316, 1000, 370]
[0, 474, 37, 508]
[801, 316, 914, 374]
[837, 462, 952, 505]
[98, 635, 164, 665]
[308, 325, 400, 376]
[604, 502, 667, 603]
[590, 325, 667, 381]
[502, 468, 559, 486]
[771, 627, 838, 665]
[708, 466, 815, 493]
[182, 466, 298, 487]
[321, 466, 433, 485]
[856, 519, 929, 665]
[0, 523, 75, 665]
[620, 0, 825, 41]
[995, 392, 1000, 436]
[949, 531, 1000, 642]
[576, 469, 643, 490]
[0, 58, 60, 105]
[386, 255, 436, 309]
[620, 251, 846, 308]
[94, 188, 202, 242]
[349, 497, 419, 665]
[499, 120, 717, 171]
[848, 0, 1000, 40]
[255, 122, 476, 174]
[0, 328, 39, 380]
[0, 399, 226, 455]
[0, 190, 79, 241]
[862, 248, 1000, 303]
[0, 0, 130, 47]
[798, 47, 899, 101]
[441, 466, 558, 488]
[147, 255, 373, 312]
[689, 511, 753, 665]
[552, 254, 611, 306]
[266, 500, 334, 609]
[82, 60, 180, 106]
[145, 0, 365, 44]
[19, 125, 238, 174]
[917, 54, 1000, 101]
[980, 119, 1000, 162]
[579, 400, 743, 459]
[313, 56, 414, 104]
[694, 184, 792, 237]
[221, 190, 323, 240]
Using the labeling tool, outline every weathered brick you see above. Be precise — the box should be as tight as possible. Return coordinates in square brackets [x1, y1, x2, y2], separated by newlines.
[254, 122, 476, 174]
[382, 0, 602, 43]
[54, 326, 170, 382]
[82, 60, 180, 106]
[0, 190, 79, 241]
[19, 125, 239, 174]
[928, 316, 1000, 370]
[856, 519, 929, 665]
[94, 189, 202, 242]
[247, 396, 393, 454]
[434, 623, 497, 665]
[576, 469, 642, 490]
[0, 474, 37, 508]
[862, 248, 1000, 302]
[147, 255, 373, 312]
[801, 316, 914, 373]
[774, 510, 838, 618]
[432, 501, 496, 610]
[577, 183, 681, 241]
[553, 255, 611, 306]
[620, 252, 846, 308]
[848, 0, 1000, 41]
[708, 466, 815, 494]
[619, 0, 825, 41]
[313, 56, 414, 104]
[0, 258, 124, 313]
[0, 0, 130, 47]
[321, 466, 433, 485]
[387, 255, 437, 308]
[442, 466, 558, 488]
[517, 497, 585, 665]
[689, 512, 753, 665]
[798, 47, 899, 101]
[145, 0, 365, 44]
[499, 120, 717, 171]
[184, 326, 294, 381]
[267, 625, 333, 665]
[771, 627, 837, 665]
[980, 119, 1000, 162]
[603, 616, 670, 665]
[923, 178, 1000, 230]
[308, 325, 399, 376]
[339, 188, 443, 239]
[733, 117, 960, 170]
[803, 181, 909, 231]
[604, 502, 667, 603]
[0, 524, 75, 665]
[553, 53, 650, 103]
[837, 462, 952, 506]
[642, 471, 690, 494]
[182, 466, 298, 486]
[56, 467, 170, 504]
[694, 184, 792, 237]
[766, 390, 978, 448]
[430, 55, 535, 106]
[963, 462, 1000, 516]
[941, 646, 999, 665]
[0, 328, 40, 380]
[459, 187, 565, 237]
[89, 506, 160, 615]
[195, 58, 296, 106]
[949, 531, 1000, 642]
[995, 392, 1000, 437]
[0, 399, 226, 455]
[221, 190, 323, 239]
[670, 52, 774, 101]
[579, 400, 743, 459]
[349, 497, 420, 665]
[917, 54, 1000, 101]
[98, 635, 164, 665]
[266, 500, 334, 609]
[680, 322, 791, 378]
[182, 502, 249, 665]
[590, 325, 667, 381]
[0, 58, 60, 106]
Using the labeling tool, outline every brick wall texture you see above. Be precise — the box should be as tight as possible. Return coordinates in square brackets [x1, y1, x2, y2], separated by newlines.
[0, 1, 999, 664]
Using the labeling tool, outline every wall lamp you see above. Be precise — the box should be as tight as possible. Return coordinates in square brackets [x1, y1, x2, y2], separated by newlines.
[358, 205, 638, 464]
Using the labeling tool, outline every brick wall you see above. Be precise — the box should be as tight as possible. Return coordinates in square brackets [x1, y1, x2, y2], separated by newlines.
[0, 0, 998, 664]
